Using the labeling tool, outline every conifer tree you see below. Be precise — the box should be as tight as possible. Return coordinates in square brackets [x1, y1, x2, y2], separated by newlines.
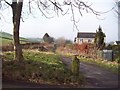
[94, 26, 106, 50]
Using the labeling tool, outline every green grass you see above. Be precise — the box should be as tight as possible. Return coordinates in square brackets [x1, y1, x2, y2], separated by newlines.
[0, 38, 13, 46]
[0, 38, 27, 46]
[0, 31, 29, 46]
[0, 31, 13, 39]
[3, 50, 85, 85]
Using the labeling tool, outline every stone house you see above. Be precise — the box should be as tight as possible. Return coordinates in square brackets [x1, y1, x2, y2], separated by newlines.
[43, 33, 54, 43]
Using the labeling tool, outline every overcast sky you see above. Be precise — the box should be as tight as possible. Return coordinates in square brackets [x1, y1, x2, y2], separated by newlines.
[0, 0, 118, 43]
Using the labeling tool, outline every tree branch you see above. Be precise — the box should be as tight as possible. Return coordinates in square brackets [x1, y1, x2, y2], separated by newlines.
[71, 4, 79, 31]
[48, 0, 63, 12]
[28, 0, 32, 13]
[4, 0, 12, 7]
[36, 1, 53, 18]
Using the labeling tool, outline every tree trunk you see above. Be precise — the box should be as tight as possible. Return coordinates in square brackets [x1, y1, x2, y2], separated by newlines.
[12, 0, 23, 62]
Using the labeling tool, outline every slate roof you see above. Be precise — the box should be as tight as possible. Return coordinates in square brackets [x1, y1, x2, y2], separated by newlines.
[77, 32, 96, 38]
[115, 41, 120, 45]
[43, 33, 50, 38]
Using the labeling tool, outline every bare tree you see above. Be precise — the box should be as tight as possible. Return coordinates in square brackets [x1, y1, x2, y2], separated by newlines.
[1, 0, 24, 62]
[0, 0, 102, 62]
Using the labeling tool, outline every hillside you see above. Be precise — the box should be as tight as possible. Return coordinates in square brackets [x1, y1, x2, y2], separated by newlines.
[0, 32, 29, 46]
[26, 38, 43, 43]
[0, 32, 43, 46]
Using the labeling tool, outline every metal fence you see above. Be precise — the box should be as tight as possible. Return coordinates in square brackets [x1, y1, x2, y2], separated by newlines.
[97, 50, 119, 61]
[102, 50, 113, 61]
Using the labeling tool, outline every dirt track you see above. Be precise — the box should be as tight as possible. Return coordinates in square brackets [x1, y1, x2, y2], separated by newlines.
[61, 56, 119, 88]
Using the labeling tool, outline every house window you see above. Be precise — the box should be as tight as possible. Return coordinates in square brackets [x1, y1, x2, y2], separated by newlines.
[88, 39, 92, 43]
[80, 39, 83, 43]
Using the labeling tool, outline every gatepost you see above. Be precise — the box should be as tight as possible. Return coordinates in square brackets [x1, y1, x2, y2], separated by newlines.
[71, 55, 80, 82]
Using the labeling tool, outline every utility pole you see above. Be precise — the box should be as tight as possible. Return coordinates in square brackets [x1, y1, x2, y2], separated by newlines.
[118, 1, 120, 41]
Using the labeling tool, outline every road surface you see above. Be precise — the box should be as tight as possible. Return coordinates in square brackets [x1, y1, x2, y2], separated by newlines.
[61, 56, 119, 88]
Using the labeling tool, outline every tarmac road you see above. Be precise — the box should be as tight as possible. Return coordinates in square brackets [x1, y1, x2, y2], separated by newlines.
[61, 56, 119, 88]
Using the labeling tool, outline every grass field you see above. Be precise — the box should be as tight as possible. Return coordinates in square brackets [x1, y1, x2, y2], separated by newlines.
[0, 38, 28, 46]
[3, 50, 84, 85]
[0, 38, 13, 46]
[0, 31, 30, 46]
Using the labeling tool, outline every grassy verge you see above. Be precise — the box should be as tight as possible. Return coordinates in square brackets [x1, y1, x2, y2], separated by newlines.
[58, 52, 119, 74]
[78, 56, 119, 74]
[2, 50, 84, 85]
